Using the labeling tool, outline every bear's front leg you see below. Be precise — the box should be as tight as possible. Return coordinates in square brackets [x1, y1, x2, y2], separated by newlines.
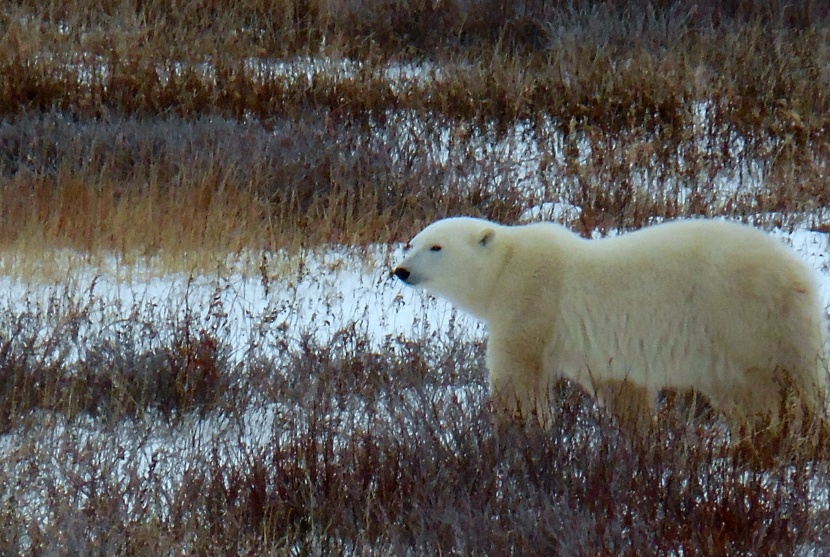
[486, 335, 552, 429]
[590, 378, 656, 435]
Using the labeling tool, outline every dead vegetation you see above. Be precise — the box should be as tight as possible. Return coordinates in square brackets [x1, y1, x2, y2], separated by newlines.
[2, 0, 830, 554]
[1, 296, 829, 554]
[2, 0, 830, 260]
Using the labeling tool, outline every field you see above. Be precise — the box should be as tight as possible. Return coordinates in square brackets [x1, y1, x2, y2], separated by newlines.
[3, 0, 830, 554]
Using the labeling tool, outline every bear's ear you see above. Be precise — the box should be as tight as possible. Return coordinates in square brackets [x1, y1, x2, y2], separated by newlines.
[478, 228, 495, 247]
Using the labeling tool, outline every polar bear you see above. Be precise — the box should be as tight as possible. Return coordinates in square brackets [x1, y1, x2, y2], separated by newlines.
[392, 217, 828, 434]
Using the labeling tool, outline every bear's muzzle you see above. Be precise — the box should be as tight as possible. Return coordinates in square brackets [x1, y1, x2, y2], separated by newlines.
[393, 267, 411, 283]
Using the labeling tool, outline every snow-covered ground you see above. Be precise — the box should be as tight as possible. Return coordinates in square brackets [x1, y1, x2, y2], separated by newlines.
[3, 46, 830, 545]
[0, 244, 482, 364]
[2, 217, 830, 541]
[5, 209, 828, 365]
[2, 17, 827, 549]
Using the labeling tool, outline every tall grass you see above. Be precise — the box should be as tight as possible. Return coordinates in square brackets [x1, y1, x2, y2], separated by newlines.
[2, 0, 830, 264]
[1, 1, 830, 553]
[1, 288, 828, 554]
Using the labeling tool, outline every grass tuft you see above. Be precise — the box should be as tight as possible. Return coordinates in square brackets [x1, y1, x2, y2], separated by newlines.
[1, 293, 829, 553]
[2, 1, 830, 553]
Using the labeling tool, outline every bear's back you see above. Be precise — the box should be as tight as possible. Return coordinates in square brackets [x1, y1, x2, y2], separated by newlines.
[548, 219, 826, 418]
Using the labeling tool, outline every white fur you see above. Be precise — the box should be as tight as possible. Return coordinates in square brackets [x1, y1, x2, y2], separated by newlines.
[394, 217, 828, 431]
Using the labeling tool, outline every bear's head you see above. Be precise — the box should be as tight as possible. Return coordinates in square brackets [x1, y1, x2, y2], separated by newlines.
[392, 217, 498, 319]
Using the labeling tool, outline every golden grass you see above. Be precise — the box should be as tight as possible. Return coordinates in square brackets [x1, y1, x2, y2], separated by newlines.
[1, 4, 830, 550]
[0, 172, 270, 275]
[1, 0, 830, 277]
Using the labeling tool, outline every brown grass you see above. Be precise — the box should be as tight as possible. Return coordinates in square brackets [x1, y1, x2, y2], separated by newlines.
[0, 296, 828, 554]
[0, 110, 533, 276]
[1, 2, 830, 552]
[2, 0, 830, 268]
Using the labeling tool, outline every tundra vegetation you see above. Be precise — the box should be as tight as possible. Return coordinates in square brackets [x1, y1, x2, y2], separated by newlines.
[1, 0, 830, 554]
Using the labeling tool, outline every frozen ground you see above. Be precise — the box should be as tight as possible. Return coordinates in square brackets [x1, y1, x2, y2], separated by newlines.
[2, 212, 828, 364]
[1, 211, 830, 545]
[0, 243, 482, 365]
[0, 241, 484, 525]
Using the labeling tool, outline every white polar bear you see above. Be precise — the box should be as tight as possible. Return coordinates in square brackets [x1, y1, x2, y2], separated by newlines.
[393, 217, 828, 433]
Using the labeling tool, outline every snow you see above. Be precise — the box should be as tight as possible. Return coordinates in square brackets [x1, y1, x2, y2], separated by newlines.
[1, 223, 829, 554]
[2, 47, 830, 544]
[0, 246, 482, 365]
[4, 217, 824, 366]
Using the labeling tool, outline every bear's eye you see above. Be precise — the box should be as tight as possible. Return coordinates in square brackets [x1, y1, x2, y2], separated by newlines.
[430, 245, 442, 252]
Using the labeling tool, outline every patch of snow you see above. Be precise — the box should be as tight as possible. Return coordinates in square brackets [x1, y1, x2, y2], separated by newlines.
[0, 246, 485, 366]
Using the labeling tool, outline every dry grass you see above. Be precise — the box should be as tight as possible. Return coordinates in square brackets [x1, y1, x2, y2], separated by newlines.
[1, 293, 828, 554]
[0, 110, 533, 276]
[2, 0, 830, 269]
[2, 1, 830, 553]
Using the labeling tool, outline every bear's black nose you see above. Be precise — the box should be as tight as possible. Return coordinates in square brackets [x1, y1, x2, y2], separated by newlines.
[393, 267, 410, 282]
